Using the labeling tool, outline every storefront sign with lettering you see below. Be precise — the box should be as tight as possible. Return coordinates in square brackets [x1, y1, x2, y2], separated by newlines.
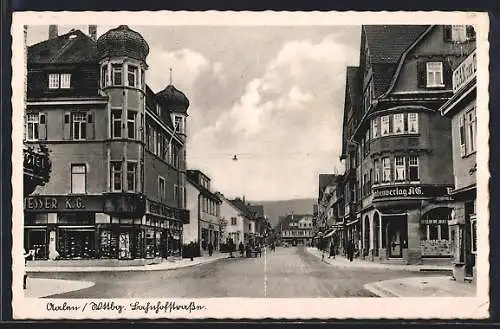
[147, 200, 175, 218]
[373, 185, 449, 200]
[453, 50, 476, 93]
[25, 196, 86, 210]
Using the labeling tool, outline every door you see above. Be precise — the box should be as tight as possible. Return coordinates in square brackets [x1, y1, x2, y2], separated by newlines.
[387, 222, 402, 258]
[119, 232, 131, 259]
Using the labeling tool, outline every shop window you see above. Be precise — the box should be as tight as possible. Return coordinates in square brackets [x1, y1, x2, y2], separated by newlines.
[71, 164, 86, 194]
[408, 156, 419, 181]
[111, 161, 122, 192]
[111, 109, 122, 138]
[382, 157, 391, 182]
[394, 156, 406, 182]
[127, 110, 137, 139]
[127, 65, 138, 87]
[112, 64, 122, 86]
[126, 162, 137, 192]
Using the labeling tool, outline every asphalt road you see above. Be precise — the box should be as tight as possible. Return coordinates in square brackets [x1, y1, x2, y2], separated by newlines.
[30, 247, 430, 298]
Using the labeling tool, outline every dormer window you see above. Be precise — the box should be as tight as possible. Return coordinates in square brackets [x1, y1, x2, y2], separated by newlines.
[48, 73, 71, 89]
[444, 25, 476, 42]
[426, 62, 444, 87]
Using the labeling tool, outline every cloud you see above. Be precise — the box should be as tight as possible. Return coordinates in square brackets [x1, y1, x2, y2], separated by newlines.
[188, 35, 359, 200]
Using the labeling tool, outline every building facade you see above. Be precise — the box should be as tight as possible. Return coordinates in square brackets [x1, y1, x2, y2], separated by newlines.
[218, 194, 246, 245]
[23, 25, 189, 260]
[341, 25, 476, 264]
[184, 170, 222, 255]
[279, 214, 314, 246]
[439, 48, 477, 282]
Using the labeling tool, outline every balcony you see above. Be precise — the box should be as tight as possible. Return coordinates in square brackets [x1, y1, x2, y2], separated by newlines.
[370, 135, 427, 155]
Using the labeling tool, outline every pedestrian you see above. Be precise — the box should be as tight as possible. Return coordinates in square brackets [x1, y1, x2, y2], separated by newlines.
[23, 248, 33, 290]
[208, 242, 214, 256]
[329, 240, 335, 259]
[347, 240, 354, 262]
[239, 242, 244, 257]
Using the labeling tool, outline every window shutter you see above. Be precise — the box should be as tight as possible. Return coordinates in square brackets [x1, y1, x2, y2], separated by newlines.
[39, 113, 47, 140]
[443, 60, 453, 88]
[443, 25, 452, 42]
[63, 113, 71, 140]
[417, 61, 427, 88]
[86, 112, 95, 140]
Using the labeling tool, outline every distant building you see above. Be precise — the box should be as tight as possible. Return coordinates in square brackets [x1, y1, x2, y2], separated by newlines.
[184, 170, 222, 255]
[439, 47, 477, 282]
[229, 198, 258, 246]
[279, 214, 314, 246]
[218, 194, 246, 245]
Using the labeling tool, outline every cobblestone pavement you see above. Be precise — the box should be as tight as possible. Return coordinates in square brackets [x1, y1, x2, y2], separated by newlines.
[28, 247, 436, 298]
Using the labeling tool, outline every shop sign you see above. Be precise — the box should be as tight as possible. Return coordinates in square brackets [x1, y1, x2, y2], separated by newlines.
[453, 50, 477, 93]
[148, 200, 175, 218]
[25, 196, 87, 211]
[373, 185, 449, 200]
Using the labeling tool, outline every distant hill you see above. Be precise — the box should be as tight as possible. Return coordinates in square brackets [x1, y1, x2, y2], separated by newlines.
[250, 198, 316, 228]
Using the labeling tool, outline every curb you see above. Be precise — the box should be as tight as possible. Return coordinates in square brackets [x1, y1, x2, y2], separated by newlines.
[306, 248, 452, 273]
[27, 256, 230, 273]
[363, 282, 400, 297]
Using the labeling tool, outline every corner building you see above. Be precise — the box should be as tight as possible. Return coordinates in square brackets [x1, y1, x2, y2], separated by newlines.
[24, 25, 189, 260]
[346, 25, 475, 264]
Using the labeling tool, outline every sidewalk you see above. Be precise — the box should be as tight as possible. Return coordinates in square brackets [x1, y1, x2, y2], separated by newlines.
[24, 278, 95, 298]
[306, 247, 452, 273]
[27, 253, 230, 273]
[364, 276, 476, 297]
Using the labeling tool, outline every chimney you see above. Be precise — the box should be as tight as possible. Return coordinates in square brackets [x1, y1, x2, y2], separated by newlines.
[48, 25, 58, 39]
[89, 25, 97, 42]
[242, 195, 245, 203]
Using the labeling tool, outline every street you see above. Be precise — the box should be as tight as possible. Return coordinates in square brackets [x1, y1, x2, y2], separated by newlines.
[29, 247, 435, 298]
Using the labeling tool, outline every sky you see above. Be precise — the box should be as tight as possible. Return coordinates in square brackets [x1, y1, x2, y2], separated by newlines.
[27, 25, 361, 201]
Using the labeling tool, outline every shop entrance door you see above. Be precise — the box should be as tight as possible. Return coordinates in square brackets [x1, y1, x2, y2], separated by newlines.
[119, 232, 131, 259]
[387, 222, 402, 258]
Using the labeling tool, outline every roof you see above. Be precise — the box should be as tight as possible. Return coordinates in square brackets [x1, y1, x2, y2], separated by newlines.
[363, 25, 429, 96]
[28, 29, 98, 64]
[229, 198, 258, 219]
[346, 66, 361, 108]
[248, 205, 264, 218]
[279, 214, 313, 230]
[186, 176, 221, 202]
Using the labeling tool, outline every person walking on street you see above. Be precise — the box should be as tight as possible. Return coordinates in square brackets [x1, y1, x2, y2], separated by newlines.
[239, 242, 244, 257]
[208, 242, 214, 256]
[329, 240, 335, 259]
[347, 240, 354, 262]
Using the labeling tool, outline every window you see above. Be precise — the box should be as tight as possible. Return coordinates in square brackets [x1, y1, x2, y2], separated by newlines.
[429, 225, 439, 240]
[394, 156, 406, 182]
[426, 62, 444, 87]
[441, 224, 450, 240]
[374, 159, 380, 183]
[141, 69, 145, 89]
[459, 115, 466, 156]
[382, 157, 391, 182]
[48, 73, 71, 89]
[127, 110, 137, 139]
[364, 130, 370, 156]
[408, 113, 419, 133]
[372, 118, 379, 139]
[126, 162, 137, 192]
[60, 74, 71, 89]
[127, 65, 138, 87]
[231, 217, 237, 225]
[466, 108, 476, 154]
[156, 132, 162, 157]
[381, 116, 390, 136]
[158, 177, 166, 199]
[111, 109, 122, 138]
[48, 74, 59, 89]
[471, 215, 477, 254]
[110, 161, 122, 192]
[393, 113, 404, 134]
[72, 112, 87, 140]
[174, 184, 178, 201]
[146, 124, 153, 151]
[112, 64, 122, 86]
[71, 164, 86, 194]
[408, 156, 419, 181]
[174, 115, 184, 134]
[101, 65, 108, 87]
[156, 104, 161, 116]
[27, 113, 40, 141]
[451, 25, 467, 42]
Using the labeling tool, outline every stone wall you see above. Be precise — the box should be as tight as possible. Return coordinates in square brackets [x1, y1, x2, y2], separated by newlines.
[421, 239, 451, 257]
